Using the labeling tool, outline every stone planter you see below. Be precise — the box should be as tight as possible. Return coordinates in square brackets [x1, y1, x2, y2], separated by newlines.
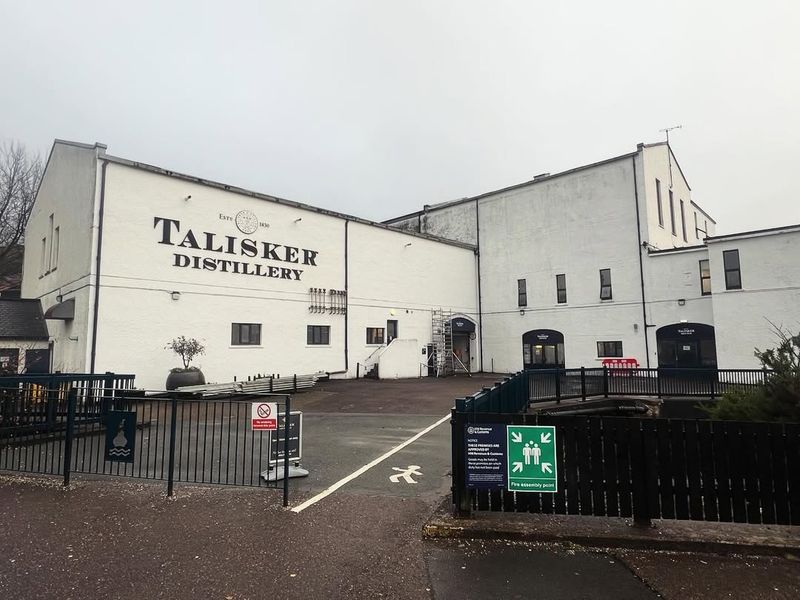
[165, 368, 205, 390]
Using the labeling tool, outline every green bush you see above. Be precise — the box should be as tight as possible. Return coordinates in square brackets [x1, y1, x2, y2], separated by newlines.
[704, 328, 800, 422]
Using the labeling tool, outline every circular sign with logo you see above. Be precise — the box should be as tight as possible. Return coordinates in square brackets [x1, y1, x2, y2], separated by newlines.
[256, 403, 272, 418]
[235, 210, 259, 234]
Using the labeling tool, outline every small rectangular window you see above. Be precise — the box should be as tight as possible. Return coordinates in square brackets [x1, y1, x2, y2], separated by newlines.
[694, 212, 699, 239]
[669, 191, 676, 235]
[655, 179, 664, 227]
[599, 269, 612, 300]
[307, 325, 330, 345]
[680, 200, 687, 241]
[40, 237, 47, 275]
[47, 214, 54, 271]
[555, 274, 567, 304]
[699, 259, 711, 295]
[231, 323, 261, 345]
[723, 249, 742, 290]
[366, 327, 385, 345]
[52, 226, 59, 270]
[517, 279, 527, 307]
[597, 341, 623, 357]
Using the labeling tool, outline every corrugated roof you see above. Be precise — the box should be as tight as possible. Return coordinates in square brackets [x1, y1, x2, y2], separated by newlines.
[0, 299, 49, 340]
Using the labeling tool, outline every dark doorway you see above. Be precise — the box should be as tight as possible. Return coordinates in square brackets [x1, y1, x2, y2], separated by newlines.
[522, 329, 565, 369]
[656, 323, 717, 368]
[451, 317, 475, 373]
[426, 344, 436, 376]
[387, 320, 398, 343]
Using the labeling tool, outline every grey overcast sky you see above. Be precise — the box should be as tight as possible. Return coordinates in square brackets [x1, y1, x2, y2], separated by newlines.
[1, 1, 798, 233]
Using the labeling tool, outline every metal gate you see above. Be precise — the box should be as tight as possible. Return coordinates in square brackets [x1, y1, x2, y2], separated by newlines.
[0, 378, 291, 505]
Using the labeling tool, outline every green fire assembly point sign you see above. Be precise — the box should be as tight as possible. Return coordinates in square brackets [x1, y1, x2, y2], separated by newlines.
[506, 425, 557, 493]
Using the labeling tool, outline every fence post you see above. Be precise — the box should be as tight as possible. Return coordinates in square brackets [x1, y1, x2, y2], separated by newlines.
[603, 367, 609, 398]
[62, 388, 77, 487]
[656, 367, 662, 399]
[710, 369, 717, 400]
[293, 374, 298, 393]
[630, 420, 652, 527]
[580, 367, 586, 402]
[283, 394, 291, 507]
[554, 369, 561, 404]
[166, 393, 179, 497]
[451, 408, 471, 517]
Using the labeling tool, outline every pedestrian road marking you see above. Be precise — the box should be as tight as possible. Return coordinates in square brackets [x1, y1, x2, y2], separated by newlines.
[290, 414, 449, 513]
[389, 465, 422, 484]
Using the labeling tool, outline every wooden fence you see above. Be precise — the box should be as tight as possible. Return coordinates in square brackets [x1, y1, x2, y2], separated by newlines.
[452, 413, 800, 525]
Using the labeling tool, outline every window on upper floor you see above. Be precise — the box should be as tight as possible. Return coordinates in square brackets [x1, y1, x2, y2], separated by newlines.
[694, 212, 699, 239]
[655, 179, 664, 228]
[669, 191, 676, 236]
[231, 323, 261, 345]
[366, 327, 385, 345]
[599, 269, 612, 300]
[307, 325, 330, 345]
[517, 279, 527, 307]
[680, 200, 687, 242]
[597, 341, 623, 357]
[556, 274, 567, 304]
[699, 259, 711, 296]
[723, 249, 742, 290]
[40, 237, 47, 276]
[51, 226, 59, 271]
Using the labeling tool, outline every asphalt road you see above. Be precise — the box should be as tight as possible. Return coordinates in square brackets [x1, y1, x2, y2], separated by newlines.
[1, 377, 798, 599]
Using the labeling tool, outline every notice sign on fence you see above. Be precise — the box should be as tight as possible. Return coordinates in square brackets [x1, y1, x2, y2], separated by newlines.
[105, 411, 136, 463]
[251, 402, 277, 431]
[464, 424, 507, 488]
[506, 425, 557, 493]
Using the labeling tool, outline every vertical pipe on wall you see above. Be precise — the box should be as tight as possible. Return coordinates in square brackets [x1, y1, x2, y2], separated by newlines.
[89, 160, 109, 374]
[344, 220, 349, 373]
[475, 199, 484, 372]
[632, 156, 651, 368]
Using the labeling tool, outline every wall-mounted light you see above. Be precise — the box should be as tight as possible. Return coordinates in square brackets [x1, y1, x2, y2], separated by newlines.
[184, 195, 192, 201]
[677, 298, 686, 306]
[520, 309, 525, 316]
[633, 323, 639, 332]
[171, 291, 181, 301]
[404, 242, 412, 248]
[294, 218, 302, 223]
[56, 294, 63, 303]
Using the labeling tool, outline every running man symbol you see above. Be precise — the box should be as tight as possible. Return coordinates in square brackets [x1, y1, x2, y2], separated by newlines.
[389, 465, 423, 484]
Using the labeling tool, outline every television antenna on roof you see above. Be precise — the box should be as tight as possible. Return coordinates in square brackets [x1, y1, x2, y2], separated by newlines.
[659, 124, 682, 145]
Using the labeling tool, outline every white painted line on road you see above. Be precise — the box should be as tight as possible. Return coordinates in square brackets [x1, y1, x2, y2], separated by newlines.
[290, 413, 450, 513]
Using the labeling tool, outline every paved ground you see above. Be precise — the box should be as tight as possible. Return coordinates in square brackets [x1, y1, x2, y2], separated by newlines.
[1, 377, 798, 599]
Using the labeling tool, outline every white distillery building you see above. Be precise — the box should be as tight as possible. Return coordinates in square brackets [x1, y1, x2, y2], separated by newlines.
[386, 142, 800, 373]
[21, 140, 479, 389]
[21, 140, 800, 387]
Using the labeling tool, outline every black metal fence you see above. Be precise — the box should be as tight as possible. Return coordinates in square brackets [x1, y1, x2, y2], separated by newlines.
[451, 412, 800, 525]
[0, 384, 292, 504]
[457, 368, 771, 414]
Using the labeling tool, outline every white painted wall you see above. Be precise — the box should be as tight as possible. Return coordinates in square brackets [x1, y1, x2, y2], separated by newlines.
[641, 143, 716, 250]
[21, 141, 104, 373]
[709, 229, 800, 368]
[377, 338, 422, 379]
[89, 161, 478, 389]
[643, 247, 715, 366]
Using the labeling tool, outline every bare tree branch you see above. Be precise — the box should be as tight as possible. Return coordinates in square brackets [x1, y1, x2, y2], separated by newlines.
[0, 141, 42, 279]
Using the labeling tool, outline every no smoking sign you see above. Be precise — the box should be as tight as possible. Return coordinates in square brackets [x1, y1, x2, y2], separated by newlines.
[251, 402, 278, 431]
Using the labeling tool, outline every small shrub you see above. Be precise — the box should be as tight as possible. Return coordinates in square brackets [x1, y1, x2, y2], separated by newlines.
[165, 336, 205, 370]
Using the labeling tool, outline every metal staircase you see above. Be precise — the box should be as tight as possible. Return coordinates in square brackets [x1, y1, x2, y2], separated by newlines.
[431, 308, 454, 377]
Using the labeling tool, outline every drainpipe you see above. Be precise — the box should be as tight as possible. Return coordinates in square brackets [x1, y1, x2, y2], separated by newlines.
[475, 199, 484, 373]
[89, 160, 108, 374]
[344, 219, 349, 373]
[632, 156, 651, 368]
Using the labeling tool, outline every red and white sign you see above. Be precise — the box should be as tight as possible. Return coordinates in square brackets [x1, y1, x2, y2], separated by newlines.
[251, 402, 277, 431]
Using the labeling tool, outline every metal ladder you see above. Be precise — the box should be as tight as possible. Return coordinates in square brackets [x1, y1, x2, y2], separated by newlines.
[431, 308, 454, 377]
